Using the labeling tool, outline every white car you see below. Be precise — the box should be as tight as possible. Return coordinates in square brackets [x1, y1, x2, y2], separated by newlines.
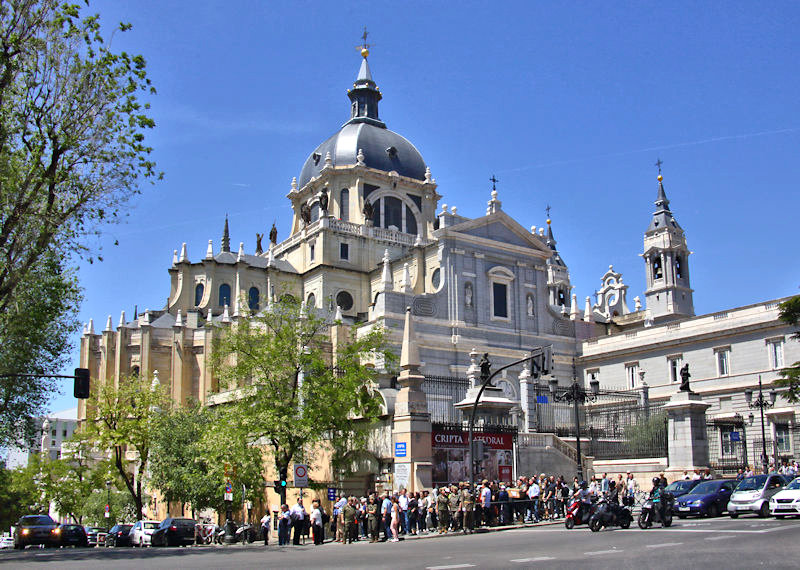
[129, 520, 160, 547]
[0, 532, 14, 549]
[769, 476, 800, 518]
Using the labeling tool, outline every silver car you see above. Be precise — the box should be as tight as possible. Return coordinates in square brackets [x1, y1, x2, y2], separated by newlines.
[727, 474, 787, 518]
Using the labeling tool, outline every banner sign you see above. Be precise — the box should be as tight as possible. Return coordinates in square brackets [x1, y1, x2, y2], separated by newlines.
[432, 431, 513, 450]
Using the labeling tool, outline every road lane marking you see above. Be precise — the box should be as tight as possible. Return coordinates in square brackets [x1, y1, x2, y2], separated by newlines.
[646, 542, 683, 548]
[426, 565, 476, 570]
[585, 549, 623, 556]
[510, 557, 555, 563]
[705, 535, 734, 541]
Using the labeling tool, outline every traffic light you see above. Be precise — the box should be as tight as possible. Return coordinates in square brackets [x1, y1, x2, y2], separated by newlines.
[279, 466, 288, 488]
[74, 368, 90, 399]
[273, 480, 282, 492]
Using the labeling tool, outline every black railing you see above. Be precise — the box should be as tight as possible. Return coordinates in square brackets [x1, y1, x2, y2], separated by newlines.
[423, 375, 469, 423]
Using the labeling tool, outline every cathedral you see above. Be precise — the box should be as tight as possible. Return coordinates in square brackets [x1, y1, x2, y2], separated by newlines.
[78, 47, 798, 506]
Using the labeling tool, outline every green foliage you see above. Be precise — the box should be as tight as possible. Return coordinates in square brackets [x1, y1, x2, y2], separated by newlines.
[0, 251, 80, 447]
[82, 374, 169, 519]
[0, 458, 42, 530]
[776, 295, 800, 403]
[210, 294, 393, 487]
[623, 411, 667, 458]
[150, 401, 222, 513]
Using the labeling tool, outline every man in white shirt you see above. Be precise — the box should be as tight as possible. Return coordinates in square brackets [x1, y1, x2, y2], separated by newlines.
[309, 500, 323, 545]
[290, 498, 306, 545]
[260, 511, 271, 546]
[527, 477, 540, 522]
[398, 488, 409, 535]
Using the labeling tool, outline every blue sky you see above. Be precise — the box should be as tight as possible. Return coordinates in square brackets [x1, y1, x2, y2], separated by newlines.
[47, 0, 799, 413]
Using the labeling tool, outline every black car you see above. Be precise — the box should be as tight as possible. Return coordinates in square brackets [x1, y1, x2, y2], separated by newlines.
[57, 524, 88, 547]
[151, 518, 196, 547]
[13, 515, 60, 549]
[105, 524, 133, 547]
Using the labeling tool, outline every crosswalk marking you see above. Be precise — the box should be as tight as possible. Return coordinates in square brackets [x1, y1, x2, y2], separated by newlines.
[705, 535, 734, 541]
[426, 565, 476, 570]
[584, 549, 623, 556]
[510, 557, 555, 563]
[646, 542, 683, 548]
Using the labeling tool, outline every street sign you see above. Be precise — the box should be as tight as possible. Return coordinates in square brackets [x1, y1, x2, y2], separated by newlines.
[293, 463, 308, 487]
[395, 442, 407, 457]
[394, 463, 410, 490]
[327, 487, 336, 501]
[224, 492, 233, 501]
[104, 504, 110, 518]
[730, 431, 741, 442]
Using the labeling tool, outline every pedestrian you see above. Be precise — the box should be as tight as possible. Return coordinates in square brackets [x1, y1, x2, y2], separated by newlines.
[381, 492, 392, 541]
[260, 510, 271, 546]
[343, 497, 357, 544]
[408, 492, 418, 535]
[460, 483, 474, 533]
[437, 486, 450, 533]
[448, 485, 460, 531]
[398, 488, 409, 535]
[333, 495, 346, 542]
[527, 476, 540, 522]
[390, 496, 400, 542]
[278, 504, 291, 546]
[480, 480, 492, 526]
[310, 500, 323, 545]
[290, 498, 306, 545]
[497, 483, 510, 525]
[367, 495, 380, 542]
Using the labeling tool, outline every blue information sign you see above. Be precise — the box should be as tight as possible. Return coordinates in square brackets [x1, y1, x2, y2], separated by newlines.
[537, 395, 549, 404]
[395, 442, 407, 457]
[328, 487, 336, 501]
[729, 431, 741, 442]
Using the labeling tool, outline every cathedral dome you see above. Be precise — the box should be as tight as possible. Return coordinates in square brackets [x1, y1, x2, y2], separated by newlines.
[298, 122, 427, 188]
[297, 54, 427, 188]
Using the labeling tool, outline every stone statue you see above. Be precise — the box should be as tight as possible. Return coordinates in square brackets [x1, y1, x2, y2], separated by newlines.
[479, 353, 492, 383]
[269, 222, 278, 245]
[679, 363, 691, 392]
[300, 202, 312, 225]
[255, 233, 264, 255]
[362, 200, 374, 222]
[527, 295, 534, 317]
[464, 282, 473, 307]
[319, 188, 329, 213]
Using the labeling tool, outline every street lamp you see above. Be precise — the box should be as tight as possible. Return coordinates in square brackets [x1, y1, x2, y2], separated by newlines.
[105, 480, 112, 521]
[744, 375, 777, 474]
[548, 359, 600, 480]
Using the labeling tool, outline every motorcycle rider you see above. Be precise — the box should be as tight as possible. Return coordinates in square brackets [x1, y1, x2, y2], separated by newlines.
[608, 480, 620, 505]
[649, 476, 665, 523]
[572, 480, 593, 523]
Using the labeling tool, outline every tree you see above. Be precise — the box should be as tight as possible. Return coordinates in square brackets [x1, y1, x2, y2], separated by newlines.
[0, 0, 159, 314]
[150, 401, 221, 515]
[82, 374, 167, 519]
[0, 459, 41, 529]
[0, 250, 80, 447]
[210, 295, 393, 502]
[776, 295, 800, 402]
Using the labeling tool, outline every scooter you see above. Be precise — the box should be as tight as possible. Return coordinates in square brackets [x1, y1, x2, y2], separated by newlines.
[589, 497, 632, 531]
[564, 498, 595, 529]
[638, 492, 675, 529]
[234, 523, 256, 544]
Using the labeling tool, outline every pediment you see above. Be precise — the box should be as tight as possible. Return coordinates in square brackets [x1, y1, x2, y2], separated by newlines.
[445, 211, 552, 255]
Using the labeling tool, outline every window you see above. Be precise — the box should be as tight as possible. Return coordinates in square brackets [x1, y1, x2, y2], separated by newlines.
[652, 256, 663, 279]
[625, 363, 639, 389]
[557, 289, 566, 306]
[340, 189, 349, 221]
[431, 268, 441, 289]
[336, 291, 354, 312]
[715, 347, 730, 376]
[309, 243, 315, 262]
[384, 196, 403, 230]
[768, 339, 784, 369]
[62, 430, 67, 437]
[776, 424, 790, 453]
[248, 287, 259, 312]
[218, 284, 231, 307]
[668, 356, 682, 383]
[493, 282, 508, 318]
[194, 283, 204, 306]
[340, 242, 349, 260]
[306, 293, 316, 308]
[51, 429, 56, 436]
[586, 370, 599, 384]
[310, 203, 319, 222]
[405, 205, 417, 236]
[369, 195, 419, 234]
[675, 256, 684, 279]
[720, 425, 736, 456]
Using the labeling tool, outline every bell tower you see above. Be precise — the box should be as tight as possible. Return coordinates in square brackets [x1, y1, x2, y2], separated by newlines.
[642, 167, 694, 320]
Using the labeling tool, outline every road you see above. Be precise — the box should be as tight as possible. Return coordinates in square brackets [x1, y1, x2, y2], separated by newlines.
[2, 516, 799, 569]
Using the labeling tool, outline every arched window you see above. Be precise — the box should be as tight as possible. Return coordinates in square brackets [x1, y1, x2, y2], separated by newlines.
[218, 284, 231, 307]
[248, 287, 259, 311]
[675, 256, 683, 279]
[306, 293, 316, 308]
[130, 366, 140, 378]
[557, 289, 567, 306]
[384, 196, 403, 230]
[652, 256, 663, 280]
[311, 203, 320, 222]
[340, 189, 349, 221]
[405, 205, 417, 236]
[336, 291, 354, 311]
[194, 283, 204, 306]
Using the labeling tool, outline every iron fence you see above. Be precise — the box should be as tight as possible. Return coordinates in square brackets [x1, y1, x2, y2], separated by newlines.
[707, 418, 748, 475]
[422, 374, 469, 424]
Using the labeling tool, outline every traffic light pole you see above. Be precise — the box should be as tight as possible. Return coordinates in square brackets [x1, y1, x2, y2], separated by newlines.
[0, 369, 91, 398]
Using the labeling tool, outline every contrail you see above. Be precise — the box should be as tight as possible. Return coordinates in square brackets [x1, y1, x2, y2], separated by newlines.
[498, 127, 799, 174]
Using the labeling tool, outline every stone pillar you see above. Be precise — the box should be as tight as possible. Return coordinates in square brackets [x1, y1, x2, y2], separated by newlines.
[392, 307, 432, 492]
[518, 367, 531, 433]
[663, 390, 711, 477]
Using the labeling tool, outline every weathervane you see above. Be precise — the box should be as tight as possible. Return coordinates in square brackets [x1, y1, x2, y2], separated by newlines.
[655, 158, 663, 175]
[358, 26, 372, 58]
[490, 175, 498, 192]
[545, 204, 552, 219]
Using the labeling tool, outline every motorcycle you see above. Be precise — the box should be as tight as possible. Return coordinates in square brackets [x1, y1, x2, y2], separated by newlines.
[638, 492, 675, 529]
[588, 497, 632, 532]
[564, 497, 596, 530]
[215, 520, 256, 544]
[234, 523, 256, 544]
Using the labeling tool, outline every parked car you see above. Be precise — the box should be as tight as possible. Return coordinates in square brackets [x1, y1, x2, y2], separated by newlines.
[0, 533, 15, 549]
[674, 479, 737, 518]
[83, 526, 107, 547]
[728, 474, 787, 518]
[105, 524, 134, 547]
[150, 518, 196, 547]
[129, 520, 160, 547]
[665, 479, 703, 510]
[13, 515, 60, 549]
[769, 476, 800, 518]
[57, 524, 88, 547]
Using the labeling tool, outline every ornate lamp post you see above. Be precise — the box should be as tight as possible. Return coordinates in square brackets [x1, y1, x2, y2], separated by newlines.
[744, 375, 777, 474]
[549, 360, 600, 480]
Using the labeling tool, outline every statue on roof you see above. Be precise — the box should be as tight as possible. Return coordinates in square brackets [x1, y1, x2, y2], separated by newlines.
[362, 200, 374, 224]
[319, 188, 329, 214]
[255, 233, 264, 255]
[300, 202, 312, 225]
[269, 222, 278, 245]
